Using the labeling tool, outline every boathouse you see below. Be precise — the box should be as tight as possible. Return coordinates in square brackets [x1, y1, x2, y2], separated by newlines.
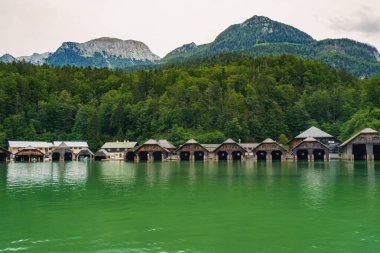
[252, 138, 286, 161]
[0, 147, 11, 162]
[212, 139, 247, 160]
[51, 142, 74, 161]
[101, 141, 138, 160]
[176, 139, 209, 161]
[8, 141, 53, 156]
[133, 139, 175, 161]
[288, 127, 341, 154]
[14, 146, 45, 162]
[77, 148, 94, 160]
[94, 149, 110, 161]
[340, 128, 380, 160]
[291, 137, 330, 161]
[53, 141, 89, 155]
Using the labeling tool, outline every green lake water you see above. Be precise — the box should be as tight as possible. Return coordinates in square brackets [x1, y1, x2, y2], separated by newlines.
[0, 161, 379, 252]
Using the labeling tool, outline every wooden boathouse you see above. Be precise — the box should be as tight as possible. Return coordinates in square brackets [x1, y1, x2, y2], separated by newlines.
[0, 147, 11, 162]
[51, 142, 74, 161]
[131, 139, 176, 161]
[340, 128, 380, 160]
[175, 139, 209, 161]
[252, 138, 286, 161]
[291, 137, 330, 161]
[77, 148, 94, 160]
[288, 127, 341, 154]
[14, 146, 45, 162]
[94, 149, 110, 161]
[211, 138, 247, 160]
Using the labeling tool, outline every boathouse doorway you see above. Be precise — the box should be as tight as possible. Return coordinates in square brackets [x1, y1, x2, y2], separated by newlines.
[374, 145, 380, 160]
[0, 153, 7, 162]
[218, 151, 228, 160]
[138, 151, 148, 161]
[52, 152, 60, 161]
[194, 151, 204, 161]
[64, 152, 73, 161]
[297, 150, 308, 160]
[153, 151, 163, 161]
[313, 149, 325, 161]
[125, 152, 135, 161]
[353, 144, 367, 160]
[232, 151, 242, 160]
[257, 151, 267, 160]
[271, 151, 282, 161]
[180, 151, 190, 161]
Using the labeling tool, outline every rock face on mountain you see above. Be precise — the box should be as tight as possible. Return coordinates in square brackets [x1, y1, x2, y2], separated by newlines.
[17, 52, 51, 65]
[0, 54, 16, 63]
[164, 15, 380, 77]
[46, 37, 161, 68]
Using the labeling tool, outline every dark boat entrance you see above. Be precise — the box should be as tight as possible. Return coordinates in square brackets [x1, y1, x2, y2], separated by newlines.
[194, 151, 204, 161]
[218, 151, 228, 160]
[180, 151, 190, 161]
[313, 149, 325, 161]
[271, 151, 282, 161]
[52, 153, 60, 161]
[297, 150, 308, 160]
[353, 144, 367, 160]
[153, 151, 163, 161]
[0, 153, 8, 162]
[374, 145, 380, 160]
[257, 151, 267, 160]
[232, 151, 242, 160]
[139, 151, 148, 161]
[125, 152, 135, 161]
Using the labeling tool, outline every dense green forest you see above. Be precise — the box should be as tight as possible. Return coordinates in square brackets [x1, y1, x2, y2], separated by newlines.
[0, 53, 379, 150]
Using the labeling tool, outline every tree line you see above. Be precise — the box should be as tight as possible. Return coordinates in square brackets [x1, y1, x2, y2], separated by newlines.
[0, 53, 379, 151]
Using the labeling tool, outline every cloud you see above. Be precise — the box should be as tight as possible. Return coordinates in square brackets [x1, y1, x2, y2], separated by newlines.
[330, 6, 380, 35]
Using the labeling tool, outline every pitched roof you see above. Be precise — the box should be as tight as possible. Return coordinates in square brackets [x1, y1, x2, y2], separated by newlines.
[175, 139, 207, 152]
[341, 128, 379, 147]
[94, 149, 110, 157]
[295, 126, 333, 139]
[78, 148, 94, 156]
[8, 141, 53, 148]
[291, 136, 329, 151]
[185, 139, 198, 144]
[262, 138, 276, 143]
[53, 141, 88, 148]
[157, 140, 176, 149]
[52, 142, 73, 153]
[101, 141, 138, 149]
[223, 138, 237, 144]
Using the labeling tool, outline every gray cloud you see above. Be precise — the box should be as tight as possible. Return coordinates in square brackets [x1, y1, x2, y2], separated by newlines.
[330, 7, 380, 35]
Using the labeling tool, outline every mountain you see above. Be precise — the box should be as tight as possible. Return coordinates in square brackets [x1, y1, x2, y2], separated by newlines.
[0, 54, 16, 63]
[164, 15, 380, 77]
[17, 52, 51, 65]
[46, 37, 161, 68]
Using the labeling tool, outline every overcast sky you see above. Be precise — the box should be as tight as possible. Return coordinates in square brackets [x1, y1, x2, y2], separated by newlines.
[1, 0, 380, 58]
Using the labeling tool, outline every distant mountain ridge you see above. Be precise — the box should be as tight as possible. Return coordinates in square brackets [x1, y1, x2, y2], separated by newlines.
[164, 15, 380, 77]
[1, 16, 380, 76]
[1, 37, 161, 69]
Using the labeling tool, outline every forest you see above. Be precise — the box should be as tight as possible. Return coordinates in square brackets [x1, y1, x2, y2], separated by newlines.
[0, 53, 379, 151]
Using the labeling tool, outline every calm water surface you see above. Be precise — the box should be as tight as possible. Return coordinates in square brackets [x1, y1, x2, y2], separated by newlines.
[0, 161, 379, 252]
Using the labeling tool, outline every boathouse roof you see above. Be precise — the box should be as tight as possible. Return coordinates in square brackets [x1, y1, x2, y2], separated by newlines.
[262, 138, 276, 143]
[291, 136, 329, 151]
[8, 141, 53, 149]
[78, 148, 94, 156]
[53, 141, 88, 148]
[101, 141, 138, 149]
[295, 127, 333, 139]
[340, 128, 379, 147]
